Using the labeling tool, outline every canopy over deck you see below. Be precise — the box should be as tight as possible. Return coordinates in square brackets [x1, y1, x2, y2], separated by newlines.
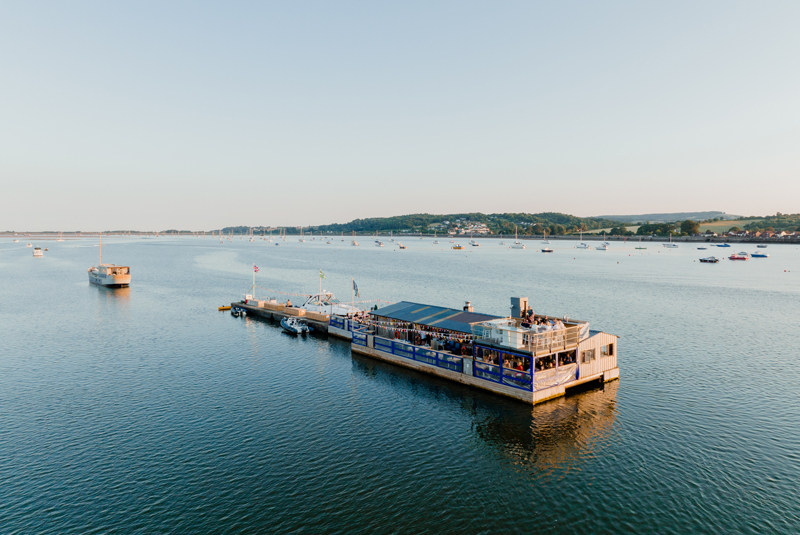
[370, 301, 500, 334]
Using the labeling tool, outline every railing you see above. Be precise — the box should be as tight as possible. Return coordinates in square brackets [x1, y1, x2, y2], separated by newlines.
[330, 316, 346, 330]
[372, 336, 464, 373]
[352, 332, 368, 347]
[471, 321, 582, 355]
[472, 345, 576, 392]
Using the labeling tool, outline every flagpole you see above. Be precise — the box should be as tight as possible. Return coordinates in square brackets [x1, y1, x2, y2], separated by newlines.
[352, 278, 354, 308]
[253, 263, 255, 299]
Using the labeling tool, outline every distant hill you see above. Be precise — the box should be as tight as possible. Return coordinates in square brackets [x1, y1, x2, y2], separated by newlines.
[597, 211, 740, 224]
[220, 212, 625, 236]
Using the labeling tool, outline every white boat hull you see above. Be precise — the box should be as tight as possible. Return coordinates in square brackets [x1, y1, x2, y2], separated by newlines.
[88, 267, 131, 287]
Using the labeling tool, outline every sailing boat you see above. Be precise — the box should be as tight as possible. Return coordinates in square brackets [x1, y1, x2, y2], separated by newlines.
[298, 226, 305, 242]
[511, 225, 525, 249]
[56, 230, 65, 242]
[576, 230, 589, 249]
[470, 232, 480, 246]
[433, 230, 439, 244]
[663, 233, 678, 248]
[351, 230, 359, 246]
[88, 233, 131, 287]
[635, 236, 646, 250]
[542, 228, 550, 244]
[596, 232, 609, 250]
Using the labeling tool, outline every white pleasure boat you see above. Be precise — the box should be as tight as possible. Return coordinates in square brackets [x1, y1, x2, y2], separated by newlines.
[87, 234, 131, 287]
[300, 293, 361, 316]
[511, 225, 525, 249]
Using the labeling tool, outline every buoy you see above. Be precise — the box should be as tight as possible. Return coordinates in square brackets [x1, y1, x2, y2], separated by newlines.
[219, 306, 232, 311]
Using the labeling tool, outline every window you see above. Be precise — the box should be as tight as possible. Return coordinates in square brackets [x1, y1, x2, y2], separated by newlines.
[601, 344, 614, 357]
[581, 349, 595, 363]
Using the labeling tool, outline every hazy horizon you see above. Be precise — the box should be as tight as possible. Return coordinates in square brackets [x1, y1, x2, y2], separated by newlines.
[2, 2, 799, 231]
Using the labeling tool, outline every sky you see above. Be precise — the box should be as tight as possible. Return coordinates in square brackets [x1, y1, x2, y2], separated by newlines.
[1, 1, 799, 231]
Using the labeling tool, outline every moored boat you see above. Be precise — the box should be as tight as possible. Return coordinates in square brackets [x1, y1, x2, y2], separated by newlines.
[88, 234, 131, 287]
[699, 256, 719, 263]
[452, 244, 465, 250]
[541, 248, 553, 253]
[757, 244, 767, 248]
[729, 252, 750, 260]
[280, 316, 311, 335]
[511, 225, 525, 249]
[33, 247, 43, 257]
[751, 252, 769, 258]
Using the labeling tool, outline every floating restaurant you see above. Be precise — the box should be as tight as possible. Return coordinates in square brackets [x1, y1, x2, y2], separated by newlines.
[237, 293, 619, 405]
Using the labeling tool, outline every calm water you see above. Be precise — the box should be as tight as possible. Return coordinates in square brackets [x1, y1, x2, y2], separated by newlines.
[2, 237, 799, 534]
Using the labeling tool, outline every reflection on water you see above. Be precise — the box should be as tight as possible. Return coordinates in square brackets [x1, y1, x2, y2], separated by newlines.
[91, 284, 131, 302]
[350, 352, 617, 472]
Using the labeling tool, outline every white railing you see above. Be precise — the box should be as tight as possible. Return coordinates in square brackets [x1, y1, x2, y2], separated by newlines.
[472, 320, 582, 355]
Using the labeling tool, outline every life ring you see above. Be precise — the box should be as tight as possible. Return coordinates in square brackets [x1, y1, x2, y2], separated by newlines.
[394, 331, 400, 339]
[460, 346, 468, 356]
[415, 334, 422, 345]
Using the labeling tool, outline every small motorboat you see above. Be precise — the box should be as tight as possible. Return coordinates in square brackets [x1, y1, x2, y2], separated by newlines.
[751, 252, 770, 258]
[717, 243, 731, 248]
[757, 244, 767, 248]
[596, 244, 608, 250]
[351, 240, 359, 246]
[635, 247, 647, 250]
[576, 243, 590, 249]
[281, 317, 312, 335]
[26, 243, 32, 247]
[729, 252, 750, 260]
[13, 239, 19, 242]
[375, 241, 384, 247]
[699, 256, 719, 263]
[541, 248, 553, 253]
[697, 247, 707, 250]
[33, 247, 43, 257]
[452, 244, 465, 250]
[398, 243, 406, 249]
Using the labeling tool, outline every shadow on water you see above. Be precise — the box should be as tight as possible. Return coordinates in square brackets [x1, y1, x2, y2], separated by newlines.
[350, 351, 618, 468]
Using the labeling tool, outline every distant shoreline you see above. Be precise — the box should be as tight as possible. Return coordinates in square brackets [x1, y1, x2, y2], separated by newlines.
[2, 232, 796, 245]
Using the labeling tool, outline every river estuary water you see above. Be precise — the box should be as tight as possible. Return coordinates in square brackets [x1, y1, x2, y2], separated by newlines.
[1, 236, 799, 534]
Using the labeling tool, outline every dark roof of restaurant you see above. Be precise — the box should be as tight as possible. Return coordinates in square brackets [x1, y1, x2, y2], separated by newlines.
[370, 301, 500, 333]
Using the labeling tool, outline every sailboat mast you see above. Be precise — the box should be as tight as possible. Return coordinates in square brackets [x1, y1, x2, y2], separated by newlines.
[99, 233, 102, 265]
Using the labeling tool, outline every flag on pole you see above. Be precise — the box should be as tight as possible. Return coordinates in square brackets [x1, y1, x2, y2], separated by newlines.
[319, 269, 326, 279]
[254, 265, 259, 272]
[353, 279, 359, 298]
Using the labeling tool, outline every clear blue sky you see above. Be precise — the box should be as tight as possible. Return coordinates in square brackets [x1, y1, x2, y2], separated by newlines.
[2, 1, 798, 231]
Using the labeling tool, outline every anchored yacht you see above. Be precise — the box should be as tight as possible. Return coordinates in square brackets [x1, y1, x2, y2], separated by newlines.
[88, 234, 131, 287]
